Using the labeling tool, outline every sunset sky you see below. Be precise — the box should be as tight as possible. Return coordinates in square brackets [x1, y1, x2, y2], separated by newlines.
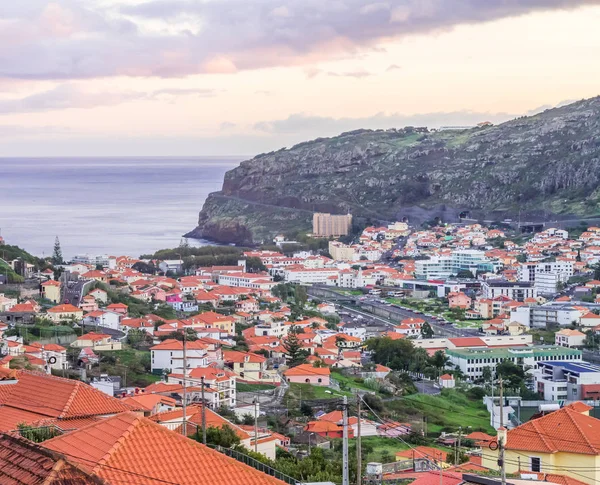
[2, 0, 600, 156]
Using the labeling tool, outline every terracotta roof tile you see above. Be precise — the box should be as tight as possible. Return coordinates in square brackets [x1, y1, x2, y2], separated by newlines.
[0, 432, 101, 485]
[2, 371, 139, 420]
[43, 412, 285, 485]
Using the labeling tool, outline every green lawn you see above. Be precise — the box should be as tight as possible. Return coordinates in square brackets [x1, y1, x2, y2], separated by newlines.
[236, 382, 277, 392]
[360, 436, 411, 463]
[331, 370, 382, 395]
[286, 382, 354, 402]
[397, 390, 494, 434]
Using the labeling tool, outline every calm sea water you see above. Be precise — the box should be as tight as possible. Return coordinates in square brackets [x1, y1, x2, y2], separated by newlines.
[0, 157, 241, 258]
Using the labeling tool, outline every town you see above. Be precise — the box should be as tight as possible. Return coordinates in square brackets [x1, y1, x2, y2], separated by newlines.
[2, 217, 600, 485]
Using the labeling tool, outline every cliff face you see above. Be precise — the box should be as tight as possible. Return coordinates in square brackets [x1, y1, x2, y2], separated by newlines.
[188, 96, 600, 244]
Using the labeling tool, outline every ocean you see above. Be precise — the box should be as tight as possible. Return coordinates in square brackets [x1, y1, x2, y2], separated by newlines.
[0, 157, 241, 259]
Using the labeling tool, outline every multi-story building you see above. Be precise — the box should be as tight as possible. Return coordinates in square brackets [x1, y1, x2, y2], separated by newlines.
[150, 339, 208, 373]
[284, 267, 340, 284]
[415, 250, 497, 279]
[534, 361, 600, 400]
[530, 303, 586, 328]
[518, 261, 574, 294]
[446, 345, 582, 381]
[217, 272, 275, 290]
[168, 366, 237, 408]
[312, 212, 352, 237]
[481, 280, 537, 302]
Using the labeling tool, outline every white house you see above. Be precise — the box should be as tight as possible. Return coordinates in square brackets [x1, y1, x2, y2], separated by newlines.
[439, 374, 456, 388]
[82, 310, 122, 331]
[580, 312, 600, 328]
[555, 329, 586, 348]
[150, 339, 208, 373]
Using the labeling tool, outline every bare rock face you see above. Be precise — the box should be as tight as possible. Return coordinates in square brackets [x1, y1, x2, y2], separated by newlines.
[189, 97, 600, 244]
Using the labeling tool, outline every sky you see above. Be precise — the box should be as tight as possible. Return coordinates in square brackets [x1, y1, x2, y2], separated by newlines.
[1, 0, 600, 157]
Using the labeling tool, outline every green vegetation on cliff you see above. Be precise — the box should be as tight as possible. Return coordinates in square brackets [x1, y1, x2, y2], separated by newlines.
[189, 97, 600, 243]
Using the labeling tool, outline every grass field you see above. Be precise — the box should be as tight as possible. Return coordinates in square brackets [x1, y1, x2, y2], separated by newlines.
[331, 370, 380, 394]
[285, 382, 354, 403]
[397, 390, 494, 434]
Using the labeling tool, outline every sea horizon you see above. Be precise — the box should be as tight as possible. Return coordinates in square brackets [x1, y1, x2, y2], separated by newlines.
[0, 156, 242, 259]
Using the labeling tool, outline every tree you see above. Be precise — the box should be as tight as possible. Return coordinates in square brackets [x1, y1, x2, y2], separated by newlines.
[51, 236, 64, 265]
[429, 350, 450, 374]
[127, 328, 153, 349]
[204, 425, 241, 448]
[456, 269, 474, 278]
[283, 331, 308, 367]
[421, 322, 434, 338]
[295, 285, 308, 308]
[482, 366, 493, 384]
[496, 360, 526, 391]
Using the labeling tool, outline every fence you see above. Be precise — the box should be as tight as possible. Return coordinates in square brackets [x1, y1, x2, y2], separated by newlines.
[210, 445, 300, 484]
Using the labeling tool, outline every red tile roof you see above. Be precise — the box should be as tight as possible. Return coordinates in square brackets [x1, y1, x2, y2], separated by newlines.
[284, 363, 330, 377]
[47, 304, 81, 314]
[1, 371, 138, 421]
[448, 337, 486, 347]
[0, 432, 100, 485]
[505, 405, 600, 454]
[43, 412, 285, 485]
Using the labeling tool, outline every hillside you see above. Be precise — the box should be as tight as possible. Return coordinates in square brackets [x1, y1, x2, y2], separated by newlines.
[187, 97, 600, 244]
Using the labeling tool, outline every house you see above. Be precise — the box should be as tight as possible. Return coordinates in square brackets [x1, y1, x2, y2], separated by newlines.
[40, 280, 61, 303]
[555, 329, 586, 348]
[395, 446, 448, 466]
[0, 293, 17, 312]
[88, 287, 108, 303]
[394, 317, 424, 336]
[150, 339, 208, 373]
[168, 365, 237, 408]
[29, 342, 68, 371]
[507, 321, 528, 336]
[235, 298, 259, 313]
[121, 393, 177, 416]
[46, 303, 83, 323]
[42, 411, 286, 484]
[284, 364, 331, 386]
[439, 373, 456, 388]
[71, 332, 122, 351]
[448, 291, 472, 309]
[579, 312, 600, 328]
[482, 403, 600, 484]
[319, 409, 378, 437]
[223, 350, 273, 383]
[82, 310, 121, 331]
[79, 295, 99, 312]
[305, 419, 355, 439]
[106, 302, 128, 316]
[80, 270, 108, 283]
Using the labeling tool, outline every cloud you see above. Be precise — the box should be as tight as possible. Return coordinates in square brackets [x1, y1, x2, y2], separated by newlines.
[327, 69, 372, 78]
[386, 64, 402, 71]
[0, 124, 74, 138]
[0, 1, 598, 79]
[0, 84, 219, 114]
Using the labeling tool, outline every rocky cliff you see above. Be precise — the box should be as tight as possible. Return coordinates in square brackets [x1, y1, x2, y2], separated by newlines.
[187, 96, 600, 244]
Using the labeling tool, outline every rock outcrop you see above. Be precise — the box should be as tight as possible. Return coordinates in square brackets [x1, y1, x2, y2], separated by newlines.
[188, 97, 600, 243]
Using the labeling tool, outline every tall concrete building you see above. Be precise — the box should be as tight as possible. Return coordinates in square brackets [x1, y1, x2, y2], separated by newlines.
[312, 213, 352, 237]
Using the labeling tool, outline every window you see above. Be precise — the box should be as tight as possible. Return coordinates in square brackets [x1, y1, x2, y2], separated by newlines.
[305, 378, 310, 383]
[530, 457, 541, 472]
[318, 378, 322, 383]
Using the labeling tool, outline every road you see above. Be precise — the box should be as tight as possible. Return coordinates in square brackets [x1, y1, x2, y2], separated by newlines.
[63, 280, 88, 306]
[357, 297, 481, 338]
[413, 379, 441, 395]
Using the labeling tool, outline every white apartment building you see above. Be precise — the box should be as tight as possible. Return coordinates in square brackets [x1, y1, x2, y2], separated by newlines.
[415, 250, 498, 279]
[530, 303, 585, 328]
[150, 339, 208, 373]
[168, 366, 237, 408]
[217, 272, 275, 290]
[284, 267, 340, 284]
[518, 261, 574, 294]
[534, 361, 600, 401]
[446, 345, 582, 381]
[481, 280, 537, 302]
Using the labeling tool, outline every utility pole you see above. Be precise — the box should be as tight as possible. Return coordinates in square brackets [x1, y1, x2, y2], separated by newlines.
[342, 395, 349, 485]
[182, 333, 187, 437]
[254, 398, 259, 453]
[499, 377, 506, 485]
[201, 376, 207, 445]
[356, 394, 362, 485]
[455, 426, 462, 466]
